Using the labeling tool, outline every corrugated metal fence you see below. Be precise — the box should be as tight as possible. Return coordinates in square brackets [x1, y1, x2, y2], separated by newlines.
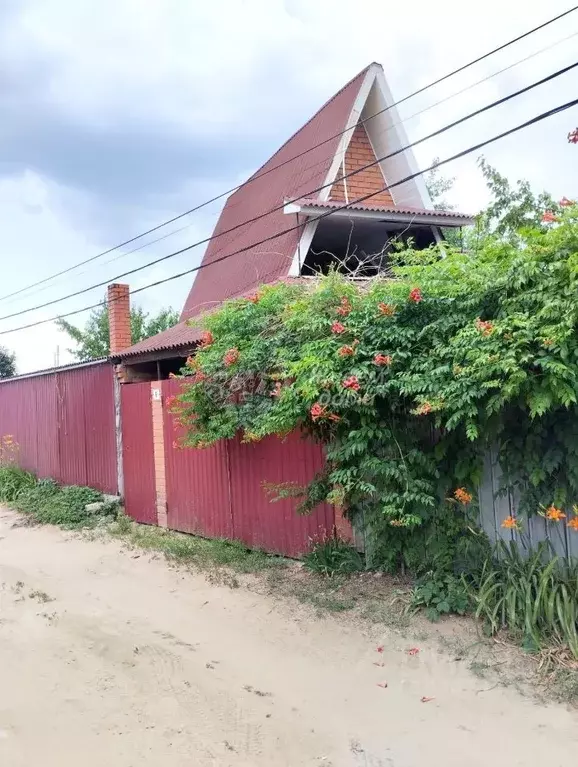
[478, 447, 578, 560]
[122, 379, 334, 557]
[162, 377, 334, 557]
[121, 381, 156, 524]
[0, 361, 118, 494]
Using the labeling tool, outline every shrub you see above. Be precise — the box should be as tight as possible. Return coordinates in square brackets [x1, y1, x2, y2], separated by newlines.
[410, 571, 471, 622]
[0, 466, 36, 503]
[30, 485, 110, 528]
[468, 542, 578, 658]
[303, 536, 364, 576]
[14, 477, 60, 513]
[171, 192, 578, 576]
[15, 479, 118, 529]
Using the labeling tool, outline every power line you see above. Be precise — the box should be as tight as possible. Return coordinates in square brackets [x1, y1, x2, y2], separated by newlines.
[1, 5, 576, 305]
[2, 95, 577, 339]
[0, 59, 575, 324]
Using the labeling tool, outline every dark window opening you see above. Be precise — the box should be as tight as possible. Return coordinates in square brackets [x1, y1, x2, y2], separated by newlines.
[122, 355, 189, 383]
[301, 217, 437, 276]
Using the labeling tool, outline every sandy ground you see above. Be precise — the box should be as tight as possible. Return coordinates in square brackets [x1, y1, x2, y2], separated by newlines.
[0, 507, 576, 766]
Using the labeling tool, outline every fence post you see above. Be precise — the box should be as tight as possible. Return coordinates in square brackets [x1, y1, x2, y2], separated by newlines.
[150, 382, 168, 528]
[113, 370, 124, 498]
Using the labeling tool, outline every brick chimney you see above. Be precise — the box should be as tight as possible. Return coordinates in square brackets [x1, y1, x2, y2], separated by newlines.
[108, 283, 131, 355]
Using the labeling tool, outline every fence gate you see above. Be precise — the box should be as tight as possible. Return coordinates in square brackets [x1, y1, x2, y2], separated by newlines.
[121, 382, 156, 525]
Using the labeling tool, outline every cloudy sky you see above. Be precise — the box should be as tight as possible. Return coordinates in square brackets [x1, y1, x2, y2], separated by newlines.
[1, 0, 577, 373]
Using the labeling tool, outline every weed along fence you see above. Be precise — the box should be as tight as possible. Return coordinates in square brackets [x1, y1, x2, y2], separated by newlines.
[0, 361, 118, 494]
[121, 378, 336, 557]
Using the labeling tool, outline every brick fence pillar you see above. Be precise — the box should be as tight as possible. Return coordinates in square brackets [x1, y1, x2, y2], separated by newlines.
[150, 383, 168, 528]
[108, 283, 131, 355]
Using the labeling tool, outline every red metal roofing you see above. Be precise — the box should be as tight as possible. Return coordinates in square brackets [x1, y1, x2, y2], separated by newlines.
[116, 319, 203, 358]
[295, 197, 473, 221]
[117, 277, 306, 358]
[180, 64, 373, 321]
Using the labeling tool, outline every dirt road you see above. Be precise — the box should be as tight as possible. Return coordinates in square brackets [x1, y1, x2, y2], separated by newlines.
[0, 507, 576, 766]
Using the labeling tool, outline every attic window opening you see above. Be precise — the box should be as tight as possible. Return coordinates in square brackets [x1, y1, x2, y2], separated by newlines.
[301, 216, 437, 277]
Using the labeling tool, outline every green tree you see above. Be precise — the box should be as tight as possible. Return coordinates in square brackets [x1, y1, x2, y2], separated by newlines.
[476, 157, 556, 241]
[0, 347, 16, 379]
[425, 157, 456, 212]
[57, 301, 179, 361]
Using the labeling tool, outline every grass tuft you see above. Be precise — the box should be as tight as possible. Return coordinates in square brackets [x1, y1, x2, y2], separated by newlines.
[303, 536, 364, 576]
[109, 514, 288, 575]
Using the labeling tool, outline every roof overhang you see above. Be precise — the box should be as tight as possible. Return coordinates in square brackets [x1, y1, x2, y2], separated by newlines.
[284, 199, 474, 228]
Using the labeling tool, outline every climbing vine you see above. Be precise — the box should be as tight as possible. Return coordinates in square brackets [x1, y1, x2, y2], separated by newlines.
[172, 180, 578, 572]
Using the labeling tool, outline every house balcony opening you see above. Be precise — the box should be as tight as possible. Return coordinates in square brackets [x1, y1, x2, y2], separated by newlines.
[300, 215, 438, 277]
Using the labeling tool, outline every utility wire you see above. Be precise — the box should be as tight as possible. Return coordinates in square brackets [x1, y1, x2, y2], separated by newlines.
[13, 22, 577, 310]
[1, 5, 576, 304]
[0, 59, 576, 324]
[1, 95, 577, 338]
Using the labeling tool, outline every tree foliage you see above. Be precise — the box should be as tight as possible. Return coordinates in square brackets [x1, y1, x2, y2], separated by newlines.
[172, 169, 578, 572]
[57, 301, 179, 361]
[425, 157, 456, 212]
[0, 347, 16, 379]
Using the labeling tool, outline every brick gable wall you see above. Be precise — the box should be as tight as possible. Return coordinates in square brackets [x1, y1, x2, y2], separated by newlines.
[330, 122, 394, 206]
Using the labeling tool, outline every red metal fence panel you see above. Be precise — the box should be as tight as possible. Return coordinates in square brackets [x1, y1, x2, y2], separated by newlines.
[0, 362, 117, 494]
[80, 365, 118, 492]
[228, 431, 334, 557]
[34, 375, 59, 479]
[163, 379, 233, 538]
[58, 368, 89, 487]
[121, 381, 156, 524]
[161, 380, 334, 556]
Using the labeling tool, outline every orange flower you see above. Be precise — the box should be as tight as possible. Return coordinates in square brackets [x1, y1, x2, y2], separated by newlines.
[191, 371, 207, 384]
[338, 345, 355, 357]
[185, 355, 196, 368]
[378, 303, 396, 317]
[502, 516, 520, 530]
[331, 321, 346, 334]
[336, 297, 352, 317]
[415, 402, 432, 415]
[454, 487, 473, 505]
[545, 505, 566, 522]
[389, 519, 404, 527]
[542, 338, 554, 347]
[199, 330, 214, 348]
[342, 375, 360, 391]
[542, 210, 558, 223]
[310, 403, 326, 422]
[409, 287, 422, 303]
[567, 517, 578, 531]
[475, 318, 494, 336]
[310, 403, 339, 423]
[374, 353, 392, 366]
[223, 348, 240, 367]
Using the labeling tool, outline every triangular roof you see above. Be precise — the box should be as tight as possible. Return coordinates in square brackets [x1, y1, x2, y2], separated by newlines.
[119, 62, 447, 359]
[181, 63, 374, 321]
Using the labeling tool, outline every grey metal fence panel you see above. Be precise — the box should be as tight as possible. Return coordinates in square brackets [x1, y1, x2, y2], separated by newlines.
[478, 446, 574, 560]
